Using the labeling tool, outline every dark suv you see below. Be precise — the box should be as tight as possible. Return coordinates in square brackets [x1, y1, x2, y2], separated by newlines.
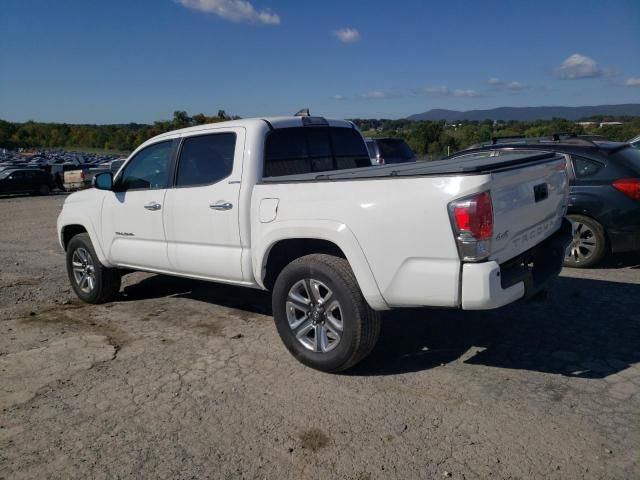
[447, 135, 640, 267]
[0, 168, 51, 196]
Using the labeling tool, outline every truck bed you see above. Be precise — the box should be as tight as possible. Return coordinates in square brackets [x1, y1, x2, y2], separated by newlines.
[261, 150, 560, 182]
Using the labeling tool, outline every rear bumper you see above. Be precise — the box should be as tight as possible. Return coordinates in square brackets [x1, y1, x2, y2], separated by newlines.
[461, 218, 572, 310]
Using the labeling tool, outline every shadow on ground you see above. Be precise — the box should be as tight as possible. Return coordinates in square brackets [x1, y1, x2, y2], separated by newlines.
[120, 274, 272, 316]
[599, 252, 640, 269]
[118, 273, 640, 379]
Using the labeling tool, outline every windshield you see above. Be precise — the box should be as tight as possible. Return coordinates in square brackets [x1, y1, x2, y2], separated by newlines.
[377, 139, 416, 164]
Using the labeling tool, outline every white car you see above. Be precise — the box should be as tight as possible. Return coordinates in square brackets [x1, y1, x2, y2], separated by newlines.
[57, 115, 571, 371]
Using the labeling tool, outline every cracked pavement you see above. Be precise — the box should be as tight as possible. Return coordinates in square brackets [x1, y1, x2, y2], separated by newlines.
[1, 194, 639, 479]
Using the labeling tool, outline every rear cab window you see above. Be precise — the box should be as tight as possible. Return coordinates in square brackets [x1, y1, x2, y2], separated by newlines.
[263, 127, 370, 178]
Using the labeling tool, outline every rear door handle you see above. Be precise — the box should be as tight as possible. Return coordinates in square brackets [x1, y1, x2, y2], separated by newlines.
[209, 202, 233, 211]
[144, 202, 161, 211]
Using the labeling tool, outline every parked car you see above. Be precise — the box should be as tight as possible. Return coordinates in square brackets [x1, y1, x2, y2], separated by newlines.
[0, 168, 51, 196]
[57, 115, 570, 371]
[63, 167, 92, 191]
[447, 135, 640, 267]
[365, 137, 417, 165]
[629, 134, 640, 149]
[63, 159, 128, 191]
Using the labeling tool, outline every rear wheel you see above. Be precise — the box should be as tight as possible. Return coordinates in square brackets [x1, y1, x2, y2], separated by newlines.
[38, 184, 50, 195]
[564, 214, 607, 268]
[66, 233, 121, 303]
[272, 254, 381, 372]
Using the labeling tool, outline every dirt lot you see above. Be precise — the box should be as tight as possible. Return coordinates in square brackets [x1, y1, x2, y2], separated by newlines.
[1, 194, 639, 479]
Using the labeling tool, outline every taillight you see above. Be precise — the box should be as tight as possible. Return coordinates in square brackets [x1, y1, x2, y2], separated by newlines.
[80, 171, 86, 180]
[449, 191, 494, 261]
[612, 178, 640, 200]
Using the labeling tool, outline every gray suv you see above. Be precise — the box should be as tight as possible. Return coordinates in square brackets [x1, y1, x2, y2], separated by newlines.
[365, 137, 417, 165]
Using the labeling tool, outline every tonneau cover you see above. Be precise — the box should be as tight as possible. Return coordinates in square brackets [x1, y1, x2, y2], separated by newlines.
[261, 150, 560, 182]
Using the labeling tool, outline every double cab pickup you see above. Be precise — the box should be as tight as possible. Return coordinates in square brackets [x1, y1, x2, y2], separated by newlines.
[57, 116, 571, 371]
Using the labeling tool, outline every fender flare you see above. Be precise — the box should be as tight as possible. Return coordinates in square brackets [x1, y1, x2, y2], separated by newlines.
[253, 219, 389, 310]
[58, 216, 113, 268]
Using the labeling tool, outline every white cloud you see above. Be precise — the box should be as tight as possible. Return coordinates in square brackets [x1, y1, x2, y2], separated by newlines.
[556, 53, 602, 79]
[359, 90, 402, 100]
[361, 91, 387, 99]
[175, 0, 280, 24]
[506, 81, 530, 91]
[487, 78, 531, 91]
[425, 85, 450, 96]
[422, 85, 480, 97]
[333, 28, 360, 43]
[333, 94, 346, 101]
[625, 78, 640, 87]
[452, 89, 480, 97]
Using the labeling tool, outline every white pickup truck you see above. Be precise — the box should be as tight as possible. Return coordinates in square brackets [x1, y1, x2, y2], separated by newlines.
[57, 115, 571, 371]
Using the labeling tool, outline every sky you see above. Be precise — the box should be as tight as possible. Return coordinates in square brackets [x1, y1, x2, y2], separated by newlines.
[1, 0, 639, 124]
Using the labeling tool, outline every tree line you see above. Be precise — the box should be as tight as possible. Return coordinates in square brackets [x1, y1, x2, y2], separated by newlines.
[1, 111, 639, 158]
[0, 110, 235, 152]
[354, 117, 640, 159]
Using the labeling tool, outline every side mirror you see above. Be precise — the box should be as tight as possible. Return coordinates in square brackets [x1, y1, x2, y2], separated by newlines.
[93, 172, 113, 191]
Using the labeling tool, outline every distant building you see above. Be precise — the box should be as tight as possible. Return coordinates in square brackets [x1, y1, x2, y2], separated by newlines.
[577, 121, 597, 128]
[599, 121, 624, 127]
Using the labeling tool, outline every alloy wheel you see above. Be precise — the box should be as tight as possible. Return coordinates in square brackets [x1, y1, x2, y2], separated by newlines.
[71, 247, 96, 294]
[565, 220, 598, 264]
[286, 279, 344, 353]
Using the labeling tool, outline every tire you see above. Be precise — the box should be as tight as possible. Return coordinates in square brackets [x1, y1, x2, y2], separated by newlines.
[272, 254, 381, 372]
[38, 184, 50, 195]
[564, 214, 608, 268]
[66, 233, 121, 304]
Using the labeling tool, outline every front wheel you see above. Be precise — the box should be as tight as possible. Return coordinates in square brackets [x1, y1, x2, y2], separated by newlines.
[564, 214, 607, 268]
[66, 233, 121, 303]
[272, 254, 381, 372]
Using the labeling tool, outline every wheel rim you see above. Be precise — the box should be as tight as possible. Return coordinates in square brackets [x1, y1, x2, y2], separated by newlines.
[565, 220, 597, 264]
[286, 279, 343, 353]
[71, 247, 96, 294]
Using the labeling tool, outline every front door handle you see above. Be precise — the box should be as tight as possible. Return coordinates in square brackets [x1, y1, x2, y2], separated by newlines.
[144, 202, 161, 211]
[209, 202, 233, 211]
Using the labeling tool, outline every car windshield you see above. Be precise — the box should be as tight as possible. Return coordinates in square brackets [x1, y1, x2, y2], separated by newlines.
[377, 139, 416, 163]
[614, 146, 640, 174]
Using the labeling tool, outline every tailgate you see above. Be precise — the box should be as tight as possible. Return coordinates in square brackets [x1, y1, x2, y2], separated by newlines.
[490, 155, 568, 264]
[64, 170, 84, 183]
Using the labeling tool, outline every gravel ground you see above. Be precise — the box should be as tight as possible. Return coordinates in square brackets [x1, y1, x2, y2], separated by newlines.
[1, 194, 639, 480]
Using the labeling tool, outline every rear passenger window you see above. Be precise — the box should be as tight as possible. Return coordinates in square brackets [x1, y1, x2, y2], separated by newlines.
[176, 133, 236, 187]
[264, 127, 370, 177]
[572, 156, 603, 178]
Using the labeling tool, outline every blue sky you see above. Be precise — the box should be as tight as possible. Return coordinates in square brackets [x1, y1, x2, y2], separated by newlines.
[1, 0, 639, 123]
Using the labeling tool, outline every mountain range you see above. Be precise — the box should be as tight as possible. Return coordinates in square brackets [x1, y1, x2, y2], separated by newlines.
[407, 104, 640, 122]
